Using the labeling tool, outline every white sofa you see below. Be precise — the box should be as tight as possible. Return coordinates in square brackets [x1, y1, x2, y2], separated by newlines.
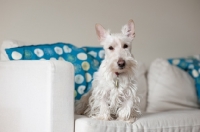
[0, 60, 74, 132]
[0, 40, 200, 132]
[74, 59, 200, 132]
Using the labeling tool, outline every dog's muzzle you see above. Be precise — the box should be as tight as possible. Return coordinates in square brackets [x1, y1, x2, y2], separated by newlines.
[117, 59, 126, 69]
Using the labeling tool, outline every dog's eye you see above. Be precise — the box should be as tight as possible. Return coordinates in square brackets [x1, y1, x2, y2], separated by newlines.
[108, 46, 114, 50]
[123, 44, 128, 49]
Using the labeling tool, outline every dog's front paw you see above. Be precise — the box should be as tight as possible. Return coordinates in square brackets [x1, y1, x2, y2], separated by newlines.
[93, 114, 113, 121]
[117, 106, 138, 123]
[117, 117, 137, 123]
[117, 107, 130, 120]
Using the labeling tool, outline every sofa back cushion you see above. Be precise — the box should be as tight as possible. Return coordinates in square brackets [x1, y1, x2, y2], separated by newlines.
[168, 58, 200, 102]
[1, 40, 27, 60]
[147, 58, 199, 113]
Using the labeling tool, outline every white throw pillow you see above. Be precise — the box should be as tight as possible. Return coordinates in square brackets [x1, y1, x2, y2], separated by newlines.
[0, 40, 27, 60]
[147, 58, 199, 113]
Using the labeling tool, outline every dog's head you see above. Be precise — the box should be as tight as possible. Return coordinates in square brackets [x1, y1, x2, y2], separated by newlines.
[95, 20, 137, 74]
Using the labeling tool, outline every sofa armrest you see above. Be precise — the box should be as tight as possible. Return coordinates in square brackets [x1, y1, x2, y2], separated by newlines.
[0, 60, 74, 132]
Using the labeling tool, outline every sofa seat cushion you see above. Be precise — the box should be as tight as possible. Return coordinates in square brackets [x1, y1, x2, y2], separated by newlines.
[75, 109, 200, 132]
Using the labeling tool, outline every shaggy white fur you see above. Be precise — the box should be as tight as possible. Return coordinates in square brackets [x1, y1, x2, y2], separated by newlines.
[75, 20, 141, 123]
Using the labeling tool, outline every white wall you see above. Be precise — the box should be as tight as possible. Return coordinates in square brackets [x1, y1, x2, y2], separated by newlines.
[0, 0, 200, 65]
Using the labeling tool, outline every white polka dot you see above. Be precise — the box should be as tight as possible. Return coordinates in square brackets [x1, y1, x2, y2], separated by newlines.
[44, 48, 54, 56]
[99, 50, 105, 59]
[92, 59, 99, 69]
[54, 47, 63, 55]
[172, 59, 180, 65]
[192, 69, 199, 78]
[11, 51, 22, 60]
[186, 59, 193, 63]
[188, 64, 194, 69]
[34, 48, 44, 57]
[77, 53, 87, 60]
[85, 73, 92, 82]
[63, 45, 72, 53]
[58, 57, 65, 61]
[75, 75, 84, 84]
[82, 61, 90, 71]
[78, 85, 86, 94]
[24, 50, 32, 59]
[40, 58, 46, 60]
[88, 51, 97, 58]
[74, 64, 81, 73]
[67, 55, 76, 62]
[50, 57, 56, 60]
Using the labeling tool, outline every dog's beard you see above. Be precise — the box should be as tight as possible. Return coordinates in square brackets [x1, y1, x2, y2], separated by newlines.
[104, 55, 137, 74]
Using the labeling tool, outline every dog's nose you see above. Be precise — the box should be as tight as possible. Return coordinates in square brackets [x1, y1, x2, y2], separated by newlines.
[117, 59, 126, 68]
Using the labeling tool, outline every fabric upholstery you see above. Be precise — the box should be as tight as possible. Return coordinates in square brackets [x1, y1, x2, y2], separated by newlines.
[75, 109, 200, 132]
[147, 58, 199, 113]
[168, 58, 200, 101]
[0, 60, 74, 132]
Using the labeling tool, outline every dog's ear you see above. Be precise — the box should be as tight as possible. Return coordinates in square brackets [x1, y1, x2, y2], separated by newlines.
[95, 24, 110, 42]
[121, 19, 135, 39]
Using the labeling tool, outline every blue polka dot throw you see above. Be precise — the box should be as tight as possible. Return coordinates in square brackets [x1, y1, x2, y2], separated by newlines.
[5, 42, 105, 100]
[168, 58, 200, 102]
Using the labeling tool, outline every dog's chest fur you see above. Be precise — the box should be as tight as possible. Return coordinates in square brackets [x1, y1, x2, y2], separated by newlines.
[93, 66, 136, 116]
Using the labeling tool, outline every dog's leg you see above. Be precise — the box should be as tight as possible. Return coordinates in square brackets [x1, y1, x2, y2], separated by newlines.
[85, 90, 112, 120]
[117, 98, 133, 122]
[117, 97, 140, 123]
[96, 96, 112, 120]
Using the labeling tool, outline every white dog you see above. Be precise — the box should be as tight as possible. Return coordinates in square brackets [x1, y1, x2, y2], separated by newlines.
[75, 20, 141, 123]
